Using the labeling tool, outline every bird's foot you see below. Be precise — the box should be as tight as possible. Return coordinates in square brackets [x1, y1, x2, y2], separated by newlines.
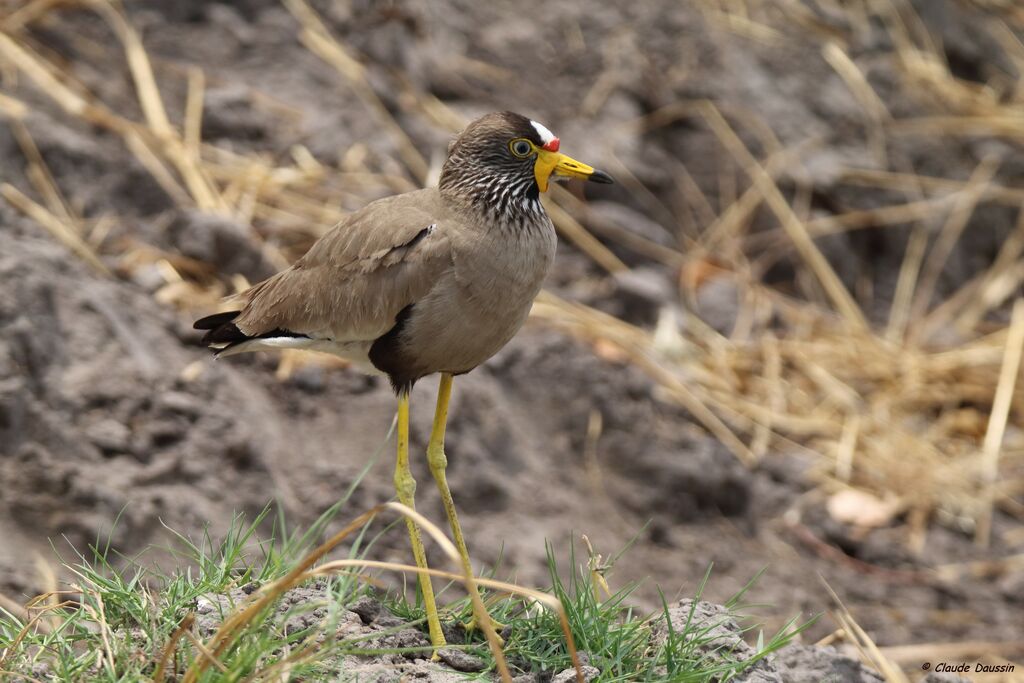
[463, 614, 507, 645]
[426, 631, 447, 661]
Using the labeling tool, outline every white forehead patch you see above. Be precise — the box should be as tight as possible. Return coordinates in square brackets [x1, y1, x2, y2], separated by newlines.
[530, 120, 556, 144]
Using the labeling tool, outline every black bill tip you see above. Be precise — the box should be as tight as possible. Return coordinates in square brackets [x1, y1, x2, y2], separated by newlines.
[588, 169, 614, 184]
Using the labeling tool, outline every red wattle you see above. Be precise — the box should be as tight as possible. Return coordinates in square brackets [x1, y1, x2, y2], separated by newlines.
[543, 138, 560, 152]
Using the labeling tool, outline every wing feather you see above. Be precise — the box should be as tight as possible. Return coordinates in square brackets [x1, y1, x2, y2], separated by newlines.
[232, 189, 451, 342]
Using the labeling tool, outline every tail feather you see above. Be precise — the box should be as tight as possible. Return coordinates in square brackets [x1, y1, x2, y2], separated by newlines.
[193, 310, 248, 347]
[193, 309, 309, 355]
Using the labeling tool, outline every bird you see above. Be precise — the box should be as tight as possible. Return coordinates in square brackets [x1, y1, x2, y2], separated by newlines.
[193, 111, 613, 650]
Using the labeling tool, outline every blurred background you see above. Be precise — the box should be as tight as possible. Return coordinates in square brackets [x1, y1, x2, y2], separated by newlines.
[1, 0, 1023, 672]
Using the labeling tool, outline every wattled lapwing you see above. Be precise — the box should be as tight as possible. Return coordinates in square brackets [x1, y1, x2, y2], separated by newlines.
[194, 111, 613, 650]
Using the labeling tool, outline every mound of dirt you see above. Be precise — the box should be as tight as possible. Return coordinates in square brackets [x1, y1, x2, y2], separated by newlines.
[186, 582, 884, 682]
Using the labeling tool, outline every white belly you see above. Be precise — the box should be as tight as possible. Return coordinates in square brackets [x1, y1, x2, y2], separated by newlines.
[216, 337, 382, 375]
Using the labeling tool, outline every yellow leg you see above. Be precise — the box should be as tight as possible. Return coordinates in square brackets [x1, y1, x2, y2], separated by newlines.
[427, 374, 504, 636]
[395, 391, 446, 653]
[426, 373, 473, 579]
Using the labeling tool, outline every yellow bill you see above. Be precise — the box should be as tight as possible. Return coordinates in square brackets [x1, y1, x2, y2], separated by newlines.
[534, 149, 614, 192]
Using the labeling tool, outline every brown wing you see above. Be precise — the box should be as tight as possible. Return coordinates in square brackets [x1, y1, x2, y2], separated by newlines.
[232, 188, 452, 342]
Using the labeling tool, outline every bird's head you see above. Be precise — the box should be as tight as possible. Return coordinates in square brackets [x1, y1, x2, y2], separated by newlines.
[439, 111, 613, 217]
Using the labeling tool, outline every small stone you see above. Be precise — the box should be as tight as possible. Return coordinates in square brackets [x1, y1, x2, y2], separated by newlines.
[137, 417, 185, 453]
[374, 611, 405, 628]
[652, 600, 782, 682]
[347, 595, 381, 624]
[585, 201, 674, 247]
[195, 596, 216, 615]
[31, 662, 53, 679]
[284, 608, 326, 636]
[290, 365, 325, 393]
[693, 275, 741, 335]
[612, 267, 674, 325]
[391, 628, 430, 659]
[129, 263, 166, 293]
[85, 418, 131, 454]
[997, 572, 1024, 603]
[167, 210, 273, 281]
[156, 391, 200, 417]
[774, 644, 883, 682]
[205, 3, 257, 44]
[553, 665, 600, 682]
[438, 647, 486, 672]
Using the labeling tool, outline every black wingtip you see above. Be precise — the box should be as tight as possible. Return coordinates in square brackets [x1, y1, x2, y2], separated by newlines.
[194, 310, 241, 330]
[201, 323, 248, 346]
[194, 310, 310, 354]
[193, 310, 248, 347]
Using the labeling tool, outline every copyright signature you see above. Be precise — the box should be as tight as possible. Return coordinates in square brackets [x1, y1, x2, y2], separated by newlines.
[921, 662, 1016, 674]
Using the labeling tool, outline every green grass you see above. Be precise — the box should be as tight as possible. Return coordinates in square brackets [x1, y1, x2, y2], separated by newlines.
[421, 540, 813, 682]
[0, 505, 813, 682]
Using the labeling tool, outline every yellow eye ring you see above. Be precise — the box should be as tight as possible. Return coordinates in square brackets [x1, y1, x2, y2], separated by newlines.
[509, 138, 534, 157]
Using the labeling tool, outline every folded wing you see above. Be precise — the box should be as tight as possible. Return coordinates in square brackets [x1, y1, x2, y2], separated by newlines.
[194, 189, 452, 355]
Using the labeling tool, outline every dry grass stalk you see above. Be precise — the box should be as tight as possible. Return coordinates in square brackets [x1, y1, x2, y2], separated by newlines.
[0, 91, 29, 118]
[152, 614, 194, 683]
[88, 1, 171, 136]
[0, 593, 30, 626]
[0, 31, 130, 133]
[841, 168, 1024, 206]
[699, 101, 869, 332]
[91, 1, 226, 213]
[885, 224, 929, 343]
[975, 298, 1024, 546]
[29, 555, 60, 635]
[281, 0, 429, 182]
[10, 119, 76, 226]
[822, 40, 890, 165]
[880, 640, 1024, 666]
[544, 198, 628, 274]
[533, 291, 758, 466]
[701, 147, 799, 250]
[1, 183, 111, 275]
[1, 0, 67, 32]
[909, 157, 999, 336]
[183, 67, 205, 160]
[123, 131, 196, 207]
[0, 594, 78, 670]
[823, 579, 910, 683]
[953, 205, 1024, 333]
[184, 627, 230, 674]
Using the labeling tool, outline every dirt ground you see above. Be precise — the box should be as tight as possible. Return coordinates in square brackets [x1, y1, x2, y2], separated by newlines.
[2, 0, 1024, 675]
[182, 585, 888, 682]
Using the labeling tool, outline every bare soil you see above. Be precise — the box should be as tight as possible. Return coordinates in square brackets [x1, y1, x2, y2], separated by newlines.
[2, 0, 1023, 676]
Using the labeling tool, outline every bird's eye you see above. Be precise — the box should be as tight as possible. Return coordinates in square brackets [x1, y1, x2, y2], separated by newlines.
[509, 139, 533, 157]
